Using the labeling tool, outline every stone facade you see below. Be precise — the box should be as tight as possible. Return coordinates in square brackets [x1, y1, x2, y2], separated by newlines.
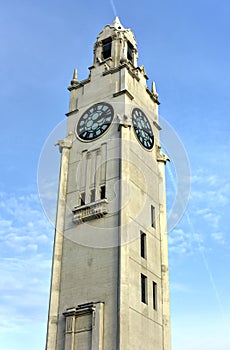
[46, 17, 171, 350]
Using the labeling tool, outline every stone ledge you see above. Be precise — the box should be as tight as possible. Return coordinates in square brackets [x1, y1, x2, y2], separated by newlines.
[65, 108, 79, 117]
[63, 303, 95, 318]
[68, 77, 91, 91]
[146, 87, 160, 105]
[72, 199, 108, 224]
[153, 121, 161, 131]
[102, 63, 140, 81]
[113, 89, 134, 100]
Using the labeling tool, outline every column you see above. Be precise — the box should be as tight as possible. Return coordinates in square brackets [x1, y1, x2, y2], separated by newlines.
[45, 133, 73, 350]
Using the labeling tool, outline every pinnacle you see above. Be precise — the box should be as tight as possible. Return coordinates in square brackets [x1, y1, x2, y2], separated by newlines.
[112, 16, 124, 30]
[70, 68, 78, 86]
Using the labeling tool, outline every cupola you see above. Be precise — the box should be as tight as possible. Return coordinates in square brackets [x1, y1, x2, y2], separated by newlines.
[93, 17, 138, 69]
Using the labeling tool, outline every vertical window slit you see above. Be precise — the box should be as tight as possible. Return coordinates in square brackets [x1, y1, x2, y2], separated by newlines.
[141, 273, 147, 304]
[100, 185, 106, 199]
[102, 38, 112, 60]
[127, 41, 133, 61]
[80, 192, 85, 206]
[140, 231, 146, 259]
[151, 205, 156, 228]
[91, 189, 96, 202]
[153, 281, 157, 310]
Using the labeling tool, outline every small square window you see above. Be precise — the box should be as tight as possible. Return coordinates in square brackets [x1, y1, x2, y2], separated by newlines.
[140, 231, 146, 259]
[141, 273, 147, 304]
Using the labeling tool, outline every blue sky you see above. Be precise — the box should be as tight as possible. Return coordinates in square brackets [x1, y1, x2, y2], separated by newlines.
[1, 0, 230, 349]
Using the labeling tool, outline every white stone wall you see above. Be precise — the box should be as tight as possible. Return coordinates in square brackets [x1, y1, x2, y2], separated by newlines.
[46, 18, 170, 350]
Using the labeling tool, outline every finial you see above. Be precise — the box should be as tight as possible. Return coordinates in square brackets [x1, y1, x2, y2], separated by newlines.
[112, 16, 124, 30]
[71, 68, 79, 86]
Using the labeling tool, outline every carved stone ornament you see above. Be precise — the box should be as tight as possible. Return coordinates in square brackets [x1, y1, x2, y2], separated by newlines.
[55, 132, 74, 153]
[63, 303, 96, 318]
[104, 62, 110, 71]
[72, 199, 109, 224]
[112, 32, 119, 40]
[156, 145, 170, 163]
[117, 114, 132, 130]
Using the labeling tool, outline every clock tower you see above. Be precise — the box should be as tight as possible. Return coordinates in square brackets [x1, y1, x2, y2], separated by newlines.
[46, 17, 171, 350]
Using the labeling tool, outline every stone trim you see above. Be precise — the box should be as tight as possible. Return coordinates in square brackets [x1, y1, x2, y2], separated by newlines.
[68, 77, 91, 91]
[117, 114, 132, 130]
[72, 199, 109, 224]
[103, 63, 140, 81]
[63, 302, 104, 350]
[65, 109, 79, 117]
[113, 89, 134, 100]
[55, 132, 74, 153]
[156, 146, 170, 163]
[153, 120, 162, 131]
[63, 303, 95, 318]
[146, 87, 160, 105]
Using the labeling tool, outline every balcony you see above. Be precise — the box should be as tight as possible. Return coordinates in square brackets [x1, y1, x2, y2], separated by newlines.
[72, 199, 108, 224]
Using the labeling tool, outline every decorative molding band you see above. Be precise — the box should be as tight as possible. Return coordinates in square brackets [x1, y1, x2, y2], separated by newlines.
[113, 89, 134, 100]
[63, 303, 95, 318]
[68, 77, 91, 91]
[103, 63, 140, 81]
[102, 63, 127, 76]
[72, 199, 108, 224]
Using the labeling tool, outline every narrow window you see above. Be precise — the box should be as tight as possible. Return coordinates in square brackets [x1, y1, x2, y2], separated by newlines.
[141, 274, 147, 304]
[153, 281, 157, 310]
[90, 189, 96, 202]
[102, 38, 112, 59]
[100, 185, 106, 199]
[151, 205, 156, 228]
[80, 192, 85, 206]
[127, 41, 133, 61]
[140, 231, 146, 259]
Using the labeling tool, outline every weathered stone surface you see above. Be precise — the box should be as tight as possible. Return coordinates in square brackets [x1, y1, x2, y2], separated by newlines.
[46, 17, 171, 350]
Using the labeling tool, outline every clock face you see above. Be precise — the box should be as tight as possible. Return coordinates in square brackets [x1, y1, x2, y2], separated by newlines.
[132, 108, 154, 150]
[76, 102, 114, 141]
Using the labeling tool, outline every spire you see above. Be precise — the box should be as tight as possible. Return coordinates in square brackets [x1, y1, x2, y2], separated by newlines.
[112, 16, 124, 30]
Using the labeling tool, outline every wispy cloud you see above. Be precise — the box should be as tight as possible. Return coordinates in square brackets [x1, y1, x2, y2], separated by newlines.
[169, 226, 203, 255]
[211, 231, 225, 245]
[0, 190, 52, 338]
[168, 167, 230, 255]
[190, 169, 230, 248]
[0, 257, 51, 335]
[168, 228, 191, 254]
[0, 191, 53, 256]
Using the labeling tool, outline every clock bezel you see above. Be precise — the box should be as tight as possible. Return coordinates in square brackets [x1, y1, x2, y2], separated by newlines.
[76, 102, 114, 142]
[132, 107, 154, 150]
